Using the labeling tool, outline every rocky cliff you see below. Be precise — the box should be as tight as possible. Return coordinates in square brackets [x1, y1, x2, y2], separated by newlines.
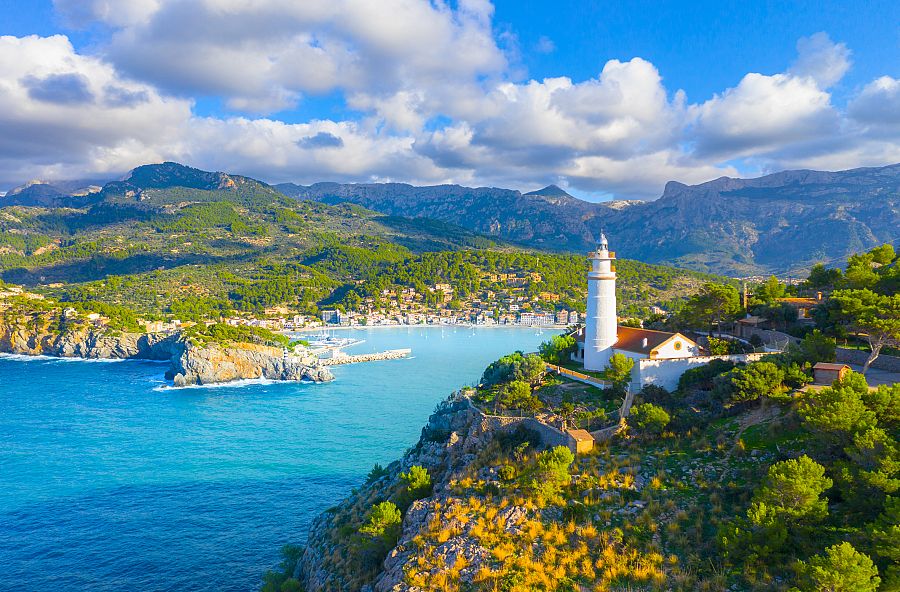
[295, 395, 532, 591]
[168, 339, 333, 386]
[0, 318, 333, 386]
[278, 163, 900, 275]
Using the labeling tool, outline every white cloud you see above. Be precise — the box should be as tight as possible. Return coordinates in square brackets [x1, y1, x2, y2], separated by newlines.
[849, 76, 900, 129]
[789, 32, 851, 88]
[691, 72, 839, 158]
[1, 13, 899, 200]
[72, 0, 507, 117]
[0, 34, 191, 183]
[535, 35, 555, 54]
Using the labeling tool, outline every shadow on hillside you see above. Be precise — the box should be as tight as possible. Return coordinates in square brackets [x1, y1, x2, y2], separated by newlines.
[1, 251, 260, 285]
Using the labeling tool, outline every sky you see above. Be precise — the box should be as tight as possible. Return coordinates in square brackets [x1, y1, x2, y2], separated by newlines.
[0, 0, 898, 200]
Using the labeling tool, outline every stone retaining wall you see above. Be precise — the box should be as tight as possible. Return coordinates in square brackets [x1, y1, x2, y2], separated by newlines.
[836, 348, 900, 373]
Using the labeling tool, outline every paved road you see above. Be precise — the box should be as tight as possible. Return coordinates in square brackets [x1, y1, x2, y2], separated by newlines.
[849, 365, 900, 387]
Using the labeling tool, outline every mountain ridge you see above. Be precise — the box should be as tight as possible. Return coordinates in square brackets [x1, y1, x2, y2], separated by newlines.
[5, 161, 899, 275]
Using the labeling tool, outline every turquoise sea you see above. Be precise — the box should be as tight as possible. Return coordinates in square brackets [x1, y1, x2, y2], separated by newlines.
[0, 326, 557, 592]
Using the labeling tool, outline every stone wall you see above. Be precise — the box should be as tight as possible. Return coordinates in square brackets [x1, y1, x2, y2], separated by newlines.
[467, 402, 569, 449]
[836, 348, 900, 373]
[636, 353, 768, 391]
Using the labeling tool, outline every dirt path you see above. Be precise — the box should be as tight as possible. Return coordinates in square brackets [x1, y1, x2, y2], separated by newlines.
[725, 404, 783, 459]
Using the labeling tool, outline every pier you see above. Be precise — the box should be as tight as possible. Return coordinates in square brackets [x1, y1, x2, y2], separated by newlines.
[319, 348, 412, 366]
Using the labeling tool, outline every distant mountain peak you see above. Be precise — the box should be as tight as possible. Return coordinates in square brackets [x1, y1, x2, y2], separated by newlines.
[525, 184, 573, 198]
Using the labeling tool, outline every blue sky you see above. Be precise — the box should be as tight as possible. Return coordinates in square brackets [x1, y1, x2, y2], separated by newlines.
[1, 0, 898, 198]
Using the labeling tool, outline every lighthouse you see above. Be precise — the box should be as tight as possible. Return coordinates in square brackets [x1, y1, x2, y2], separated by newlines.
[584, 233, 618, 371]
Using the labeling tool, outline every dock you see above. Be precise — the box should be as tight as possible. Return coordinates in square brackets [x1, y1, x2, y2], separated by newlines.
[319, 348, 412, 366]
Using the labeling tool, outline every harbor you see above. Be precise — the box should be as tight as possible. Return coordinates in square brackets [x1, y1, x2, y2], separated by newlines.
[288, 330, 411, 365]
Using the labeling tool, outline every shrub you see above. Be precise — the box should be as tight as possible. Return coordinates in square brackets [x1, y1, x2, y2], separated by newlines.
[724, 361, 785, 405]
[366, 463, 389, 484]
[529, 446, 575, 496]
[800, 372, 877, 444]
[539, 334, 576, 364]
[678, 359, 736, 392]
[795, 329, 837, 364]
[359, 501, 402, 541]
[602, 353, 634, 388]
[783, 363, 812, 389]
[750, 455, 832, 524]
[862, 383, 900, 429]
[629, 403, 671, 436]
[498, 464, 517, 481]
[399, 465, 432, 502]
[707, 336, 731, 355]
[499, 380, 542, 412]
[481, 352, 545, 387]
[798, 542, 880, 592]
[637, 384, 670, 406]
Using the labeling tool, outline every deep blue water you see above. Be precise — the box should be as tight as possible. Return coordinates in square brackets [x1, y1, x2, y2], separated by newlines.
[0, 327, 556, 592]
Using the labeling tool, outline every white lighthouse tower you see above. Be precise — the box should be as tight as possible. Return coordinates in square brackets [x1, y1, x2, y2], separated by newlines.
[584, 232, 618, 371]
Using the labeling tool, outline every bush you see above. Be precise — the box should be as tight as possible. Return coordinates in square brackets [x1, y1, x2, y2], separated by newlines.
[783, 363, 812, 389]
[707, 336, 731, 355]
[678, 358, 736, 392]
[498, 464, 517, 481]
[629, 403, 671, 435]
[499, 380, 542, 412]
[637, 384, 670, 406]
[399, 465, 432, 503]
[722, 361, 785, 406]
[529, 446, 575, 496]
[795, 330, 837, 364]
[750, 455, 832, 523]
[365, 463, 389, 484]
[481, 352, 545, 387]
[798, 542, 880, 592]
[602, 353, 634, 389]
[800, 372, 877, 445]
[359, 501, 402, 541]
[539, 334, 576, 364]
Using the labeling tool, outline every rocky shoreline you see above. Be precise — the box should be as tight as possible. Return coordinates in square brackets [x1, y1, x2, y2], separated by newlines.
[0, 320, 333, 386]
[293, 395, 530, 591]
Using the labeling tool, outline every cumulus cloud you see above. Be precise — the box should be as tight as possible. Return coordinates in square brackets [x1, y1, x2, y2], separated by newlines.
[0, 34, 191, 184]
[690, 72, 839, 158]
[23, 72, 95, 104]
[68, 0, 506, 117]
[298, 132, 344, 149]
[849, 76, 900, 129]
[789, 32, 851, 88]
[1, 10, 899, 200]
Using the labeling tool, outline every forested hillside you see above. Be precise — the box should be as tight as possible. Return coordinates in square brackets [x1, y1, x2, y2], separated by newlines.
[279, 164, 900, 276]
[0, 163, 722, 320]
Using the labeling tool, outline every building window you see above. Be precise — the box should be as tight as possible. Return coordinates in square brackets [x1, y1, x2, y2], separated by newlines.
[674, 341, 682, 351]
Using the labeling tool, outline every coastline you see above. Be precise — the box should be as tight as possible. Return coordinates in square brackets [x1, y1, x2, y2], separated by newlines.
[286, 323, 571, 333]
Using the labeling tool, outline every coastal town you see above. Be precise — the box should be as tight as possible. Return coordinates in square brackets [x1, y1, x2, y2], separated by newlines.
[1, 279, 581, 334]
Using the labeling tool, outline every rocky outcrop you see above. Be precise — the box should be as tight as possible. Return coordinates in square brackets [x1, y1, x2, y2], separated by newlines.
[167, 340, 333, 386]
[0, 320, 176, 360]
[295, 396, 523, 591]
[0, 318, 333, 386]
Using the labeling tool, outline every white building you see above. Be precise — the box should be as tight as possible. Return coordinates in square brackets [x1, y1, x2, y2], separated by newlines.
[572, 234, 762, 390]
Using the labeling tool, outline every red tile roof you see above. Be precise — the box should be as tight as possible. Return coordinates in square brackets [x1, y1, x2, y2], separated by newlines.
[575, 325, 694, 355]
[813, 362, 850, 371]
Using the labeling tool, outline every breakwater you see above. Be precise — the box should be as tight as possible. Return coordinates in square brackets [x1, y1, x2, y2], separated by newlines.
[319, 348, 412, 366]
